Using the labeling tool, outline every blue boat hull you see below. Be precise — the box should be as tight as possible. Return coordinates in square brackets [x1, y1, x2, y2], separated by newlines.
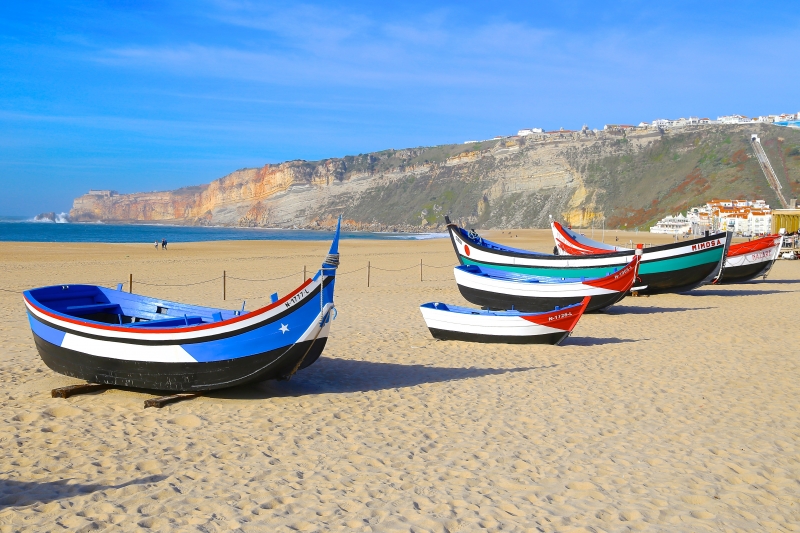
[32, 334, 327, 391]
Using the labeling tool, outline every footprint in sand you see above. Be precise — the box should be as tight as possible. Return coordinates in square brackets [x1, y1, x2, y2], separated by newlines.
[168, 414, 202, 428]
[136, 460, 162, 474]
[12, 412, 40, 422]
[43, 405, 83, 418]
[566, 481, 595, 491]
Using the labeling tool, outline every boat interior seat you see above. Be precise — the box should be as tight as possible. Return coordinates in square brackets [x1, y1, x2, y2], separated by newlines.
[128, 315, 205, 328]
[65, 303, 123, 315]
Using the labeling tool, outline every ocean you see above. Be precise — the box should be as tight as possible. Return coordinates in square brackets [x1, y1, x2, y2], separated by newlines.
[0, 218, 446, 243]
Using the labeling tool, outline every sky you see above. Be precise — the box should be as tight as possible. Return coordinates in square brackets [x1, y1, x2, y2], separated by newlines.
[1, 1, 799, 215]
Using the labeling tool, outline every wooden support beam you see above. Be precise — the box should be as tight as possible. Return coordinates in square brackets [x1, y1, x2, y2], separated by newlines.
[144, 393, 202, 409]
[51, 383, 108, 398]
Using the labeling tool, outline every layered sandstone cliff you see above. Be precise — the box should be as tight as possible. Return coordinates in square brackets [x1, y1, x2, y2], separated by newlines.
[70, 124, 800, 230]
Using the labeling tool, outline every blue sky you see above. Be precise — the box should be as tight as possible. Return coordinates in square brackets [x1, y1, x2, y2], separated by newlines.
[1, 1, 798, 215]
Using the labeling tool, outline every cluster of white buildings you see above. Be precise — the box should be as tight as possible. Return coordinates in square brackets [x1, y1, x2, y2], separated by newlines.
[630, 112, 800, 131]
[467, 110, 800, 145]
[650, 200, 773, 236]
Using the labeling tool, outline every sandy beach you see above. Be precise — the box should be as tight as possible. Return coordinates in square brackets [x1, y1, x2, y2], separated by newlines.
[1, 230, 798, 532]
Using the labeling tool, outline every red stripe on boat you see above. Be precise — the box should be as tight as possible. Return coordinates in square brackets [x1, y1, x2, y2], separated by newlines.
[727, 235, 780, 257]
[582, 255, 640, 292]
[521, 297, 589, 331]
[24, 278, 316, 335]
[553, 222, 614, 255]
[557, 240, 596, 256]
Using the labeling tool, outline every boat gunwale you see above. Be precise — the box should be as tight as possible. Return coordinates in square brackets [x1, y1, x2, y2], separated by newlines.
[454, 255, 638, 285]
[726, 235, 781, 257]
[23, 275, 321, 336]
[449, 223, 728, 262]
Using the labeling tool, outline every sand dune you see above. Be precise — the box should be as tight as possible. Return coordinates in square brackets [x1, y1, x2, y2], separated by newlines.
[1, 231, 798, 532]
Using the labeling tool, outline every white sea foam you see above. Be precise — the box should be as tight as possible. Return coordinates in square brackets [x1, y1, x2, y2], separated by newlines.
[30, 212, 70, 223]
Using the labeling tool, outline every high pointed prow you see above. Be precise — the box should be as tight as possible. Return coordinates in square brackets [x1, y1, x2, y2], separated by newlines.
[323, 215, 342, 271]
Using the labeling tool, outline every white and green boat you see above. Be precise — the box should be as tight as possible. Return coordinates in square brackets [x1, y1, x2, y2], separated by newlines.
[445, 217, 731, 295]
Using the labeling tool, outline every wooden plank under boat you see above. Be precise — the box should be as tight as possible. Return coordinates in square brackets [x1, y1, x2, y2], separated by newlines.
[23, 218, 342, 392]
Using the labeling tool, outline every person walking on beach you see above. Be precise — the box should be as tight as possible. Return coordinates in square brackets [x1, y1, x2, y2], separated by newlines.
[154, 240, 159, 249]
[161, 238, 167, 250]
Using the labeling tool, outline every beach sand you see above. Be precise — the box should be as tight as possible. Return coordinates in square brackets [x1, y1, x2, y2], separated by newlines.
[1, 231, 798, 532]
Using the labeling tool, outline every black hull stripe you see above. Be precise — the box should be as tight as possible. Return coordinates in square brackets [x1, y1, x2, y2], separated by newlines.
[428, 328, 569, 345]
[635, 262, 719, 294]
[716, 261, 773, 284]
[29, 278, 332, 346]
[456, 284, 625, 313]
[33, 334, 328, 391]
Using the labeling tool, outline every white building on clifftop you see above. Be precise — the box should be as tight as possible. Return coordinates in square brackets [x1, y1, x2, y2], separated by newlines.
[650, 213, 692, 234]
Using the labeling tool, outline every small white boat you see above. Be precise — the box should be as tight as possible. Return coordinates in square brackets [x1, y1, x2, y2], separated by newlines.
[419, 297, 589, 345]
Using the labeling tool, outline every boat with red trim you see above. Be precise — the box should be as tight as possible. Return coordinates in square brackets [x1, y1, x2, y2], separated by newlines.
[716, 235, 782, 284]
[453, 254, 640, 313]
[445, 216, 730, 295]
[551, 222, 780, 285]
[22, 218, 342, 391]
[419, 298, 589, 344]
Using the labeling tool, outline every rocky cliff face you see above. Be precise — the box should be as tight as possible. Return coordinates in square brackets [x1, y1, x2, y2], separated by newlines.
[70, 124, 800, 230]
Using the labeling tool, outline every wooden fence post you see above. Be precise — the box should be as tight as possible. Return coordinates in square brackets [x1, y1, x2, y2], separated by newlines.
[367, 261, 371, 287]
[223, 270, 226, 300]
[129, 273, 132, 294]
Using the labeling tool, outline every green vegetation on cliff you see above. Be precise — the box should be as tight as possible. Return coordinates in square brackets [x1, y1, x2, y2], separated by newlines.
[567, 125, 800, 229]
[71, 125, 800, 230]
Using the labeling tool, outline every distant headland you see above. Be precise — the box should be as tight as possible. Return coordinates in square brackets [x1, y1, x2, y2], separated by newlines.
[68, 120, 800, 232]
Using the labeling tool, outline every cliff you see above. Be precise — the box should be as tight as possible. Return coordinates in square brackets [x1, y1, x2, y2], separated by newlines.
[70, 124, 800, 230]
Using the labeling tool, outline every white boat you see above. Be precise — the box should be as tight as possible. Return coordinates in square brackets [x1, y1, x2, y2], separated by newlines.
[419, 298, 589, 345]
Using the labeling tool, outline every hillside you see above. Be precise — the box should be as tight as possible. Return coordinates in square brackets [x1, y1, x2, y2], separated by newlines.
[70, 124, 800, 231]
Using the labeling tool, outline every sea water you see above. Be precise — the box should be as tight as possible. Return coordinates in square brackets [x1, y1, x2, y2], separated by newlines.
[0, 218, 446, 243]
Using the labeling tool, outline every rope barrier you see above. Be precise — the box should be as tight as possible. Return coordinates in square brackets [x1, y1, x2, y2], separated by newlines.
[370, 264, 418, 272]
[336, 266, 367, 276]
[0, 260, 458, 295]
[227, 271, 304, 282]
[135, 276, 223, 287]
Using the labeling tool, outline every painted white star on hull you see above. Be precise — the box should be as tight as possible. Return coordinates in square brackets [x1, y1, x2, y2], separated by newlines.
[279, 323, 289, 334]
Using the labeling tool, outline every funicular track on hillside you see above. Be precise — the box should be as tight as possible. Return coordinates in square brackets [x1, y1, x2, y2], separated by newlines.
[750, 134, 788, 208]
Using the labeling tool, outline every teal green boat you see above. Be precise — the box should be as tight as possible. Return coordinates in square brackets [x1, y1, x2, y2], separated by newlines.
[445, 217, 731, 295]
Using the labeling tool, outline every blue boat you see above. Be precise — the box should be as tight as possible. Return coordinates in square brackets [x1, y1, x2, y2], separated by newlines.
[22, 218, 342, 391]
